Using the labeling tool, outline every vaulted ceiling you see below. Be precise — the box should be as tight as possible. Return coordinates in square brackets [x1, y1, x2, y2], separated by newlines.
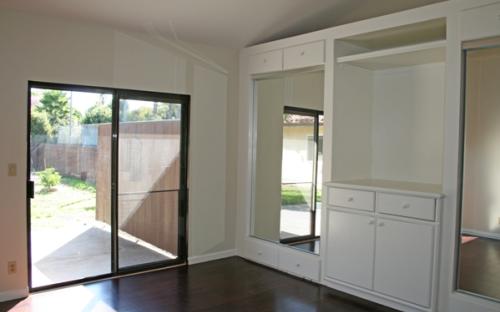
[0, 0, 444, 48]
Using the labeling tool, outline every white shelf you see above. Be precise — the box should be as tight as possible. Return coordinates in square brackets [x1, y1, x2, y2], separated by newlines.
[336, 40, 446, 70]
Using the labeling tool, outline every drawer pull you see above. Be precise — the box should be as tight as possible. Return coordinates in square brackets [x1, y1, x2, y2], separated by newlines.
[368, 220, 375, 225]
[347, 197, 354, 202]
[378, 222, 385, 227]
[402, 203, 411, 209]
[257, 251, 263, 256]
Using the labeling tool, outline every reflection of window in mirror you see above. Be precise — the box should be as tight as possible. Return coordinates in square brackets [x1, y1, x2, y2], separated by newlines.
[457, 40, 500, 302]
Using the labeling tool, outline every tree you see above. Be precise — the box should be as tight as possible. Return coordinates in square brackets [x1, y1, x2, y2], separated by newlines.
[126, 106, 157, 121]
[35, 90, 81, 129]
[31, 110, 53, 138]
[125, 103, 181, 121]
[82, 103, 112, 124]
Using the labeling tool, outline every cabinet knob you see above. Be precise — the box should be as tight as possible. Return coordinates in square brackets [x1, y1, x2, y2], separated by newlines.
[378, 222, 385, 227]
[263, 59, 267, 63]
[347, 197, 354, 202]
[296, 263, 301, 268]
[300, 51, 305, 56]
[257, 251, 262, 256]
[368, 220, 375, 225]
[402, 203, 411, 209]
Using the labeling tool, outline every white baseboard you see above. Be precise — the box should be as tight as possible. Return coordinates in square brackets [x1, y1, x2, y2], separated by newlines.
[188, 249, 237, 265]
[0, 288, 28, 303]
[462, 228, 500, 240]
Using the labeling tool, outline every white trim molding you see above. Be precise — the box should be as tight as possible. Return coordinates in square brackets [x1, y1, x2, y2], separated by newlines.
[188, 249, 237, 265]
[0, 288, 28, 303]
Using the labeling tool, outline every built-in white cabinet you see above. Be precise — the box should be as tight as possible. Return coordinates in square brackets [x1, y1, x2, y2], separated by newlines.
[248, 40, 325, 74]
[374, 218, 434, 307]
[240, 2, 500, 312]
[283, 41, 325, 70]
[249, 50, 283, 74]
[278, 245, 321, 281]
[243, 237, 321, 282]
[244, 237, 279, 268]
[326, 210, 375, 289]
[324, 182, 443, 311]
[461, 1, 500, 41]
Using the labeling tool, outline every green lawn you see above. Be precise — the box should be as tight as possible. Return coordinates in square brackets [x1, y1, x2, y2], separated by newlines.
[281, 184, 322, 205]
[31, 174, 97, 229]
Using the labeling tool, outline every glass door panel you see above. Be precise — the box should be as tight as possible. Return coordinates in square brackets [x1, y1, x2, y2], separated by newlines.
[118, 98, 182, 269]
[280, 112, 315, 240]
[29, 86, 112, 288]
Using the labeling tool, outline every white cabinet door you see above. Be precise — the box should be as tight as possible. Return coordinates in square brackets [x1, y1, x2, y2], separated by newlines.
[374, 218, 434, 307]
[249, 50, 283, 74]
[326, 209, 375, 289]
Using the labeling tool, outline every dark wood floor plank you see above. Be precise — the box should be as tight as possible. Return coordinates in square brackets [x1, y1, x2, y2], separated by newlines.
[0, 257, 398, 312]
[459, 237, 500, 300]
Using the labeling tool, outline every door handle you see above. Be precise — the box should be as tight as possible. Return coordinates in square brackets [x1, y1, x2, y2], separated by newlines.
[28, 181, 35, 199]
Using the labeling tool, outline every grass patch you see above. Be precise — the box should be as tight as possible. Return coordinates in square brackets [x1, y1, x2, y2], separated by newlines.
[31, 174, 97, 229]
[281, 184, 322, 205]
[61, 176, 96, 193]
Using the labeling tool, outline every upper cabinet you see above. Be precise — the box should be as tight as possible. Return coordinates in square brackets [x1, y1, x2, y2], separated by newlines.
[249, 40, 325, 74]
[284, 41, 325, 70]
[461, 1, 500, 41]
[249, 50, 283, 74]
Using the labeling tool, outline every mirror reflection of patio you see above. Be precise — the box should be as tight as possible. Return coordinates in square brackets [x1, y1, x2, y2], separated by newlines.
[31, 222, 175, 288]
[280, 203, 321, 239]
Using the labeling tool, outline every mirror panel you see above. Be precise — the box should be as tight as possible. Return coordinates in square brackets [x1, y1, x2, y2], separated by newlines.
[457, 44, 500, 301]
[251, 71, 324, 255]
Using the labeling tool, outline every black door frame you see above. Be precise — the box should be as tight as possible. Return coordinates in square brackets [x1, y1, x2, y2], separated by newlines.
[27, 81, 189, 292]
[280, 106, 323, 244]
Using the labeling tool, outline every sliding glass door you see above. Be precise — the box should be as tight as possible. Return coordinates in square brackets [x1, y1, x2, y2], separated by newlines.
[28, 82, 189, 290]
[117, 94, 186, 270]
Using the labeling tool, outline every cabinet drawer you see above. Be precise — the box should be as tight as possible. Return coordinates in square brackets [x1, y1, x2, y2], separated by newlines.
[249, 50, 283, 74]
[461, 2, 500, 41]
[327, 188, 375, 211]
[244, 239, 278, 267]
[284, 41, 325, 70]
[278, 246, 320, 281]
[377, 193, 435, 221]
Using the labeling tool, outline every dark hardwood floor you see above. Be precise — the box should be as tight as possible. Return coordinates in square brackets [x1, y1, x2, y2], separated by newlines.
[459, 237, 500, 300]
[0, 257, 398, 312]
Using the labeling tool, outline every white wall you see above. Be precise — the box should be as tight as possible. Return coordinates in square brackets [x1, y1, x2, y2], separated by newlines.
[372, 63, 445, 184]
[0, 9, 238, 297]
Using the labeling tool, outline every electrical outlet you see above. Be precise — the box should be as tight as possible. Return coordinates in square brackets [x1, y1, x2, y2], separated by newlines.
[7, 163, 17, 177]
[7, 261, 16, 274]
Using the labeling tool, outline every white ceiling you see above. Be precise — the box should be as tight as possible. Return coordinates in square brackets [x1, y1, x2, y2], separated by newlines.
[0, 0, 444, 48]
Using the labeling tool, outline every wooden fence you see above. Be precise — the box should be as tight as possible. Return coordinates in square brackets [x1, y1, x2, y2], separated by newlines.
[33, 120, 181, 256]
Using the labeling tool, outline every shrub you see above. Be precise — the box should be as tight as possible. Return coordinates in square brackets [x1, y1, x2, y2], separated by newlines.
[39, 168, 61, 191]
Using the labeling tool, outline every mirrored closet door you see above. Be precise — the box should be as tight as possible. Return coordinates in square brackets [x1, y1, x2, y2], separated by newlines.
[457, 39, 500, 301]
[251, 71, 324, 254]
